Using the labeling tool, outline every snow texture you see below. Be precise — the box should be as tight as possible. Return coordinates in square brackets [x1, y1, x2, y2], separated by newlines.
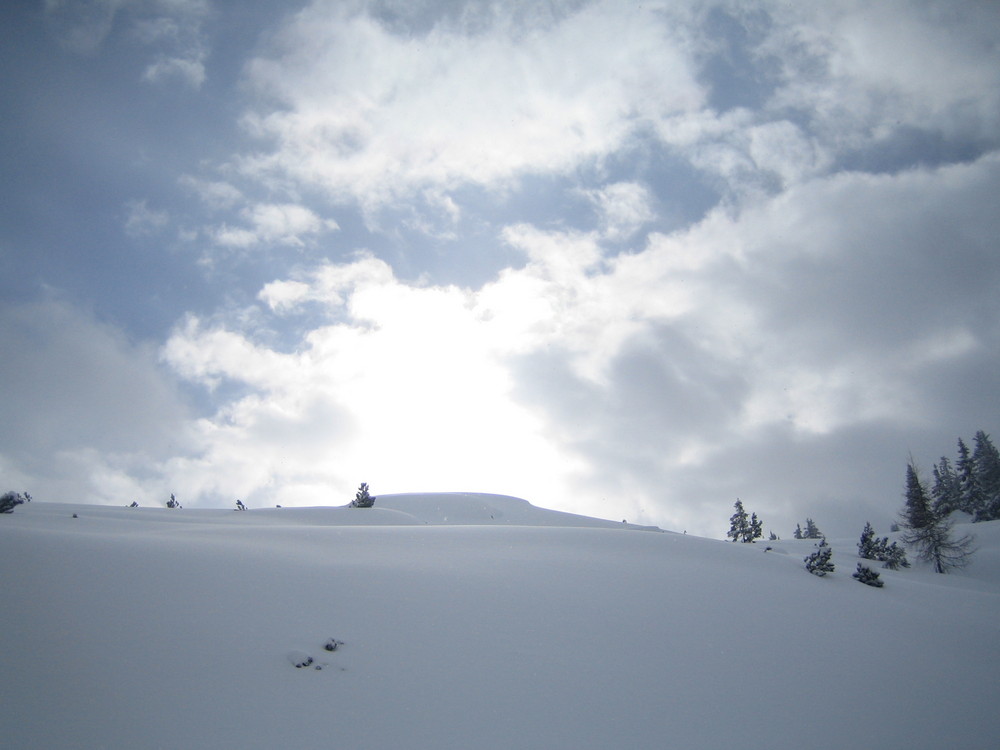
[2, 494, 999, 749]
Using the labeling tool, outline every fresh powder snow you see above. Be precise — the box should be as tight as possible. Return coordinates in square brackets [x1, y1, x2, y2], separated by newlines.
[3, 493, 999, 749]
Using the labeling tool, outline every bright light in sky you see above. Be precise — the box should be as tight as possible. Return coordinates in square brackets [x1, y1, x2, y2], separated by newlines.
[2, 0, 1000, 537]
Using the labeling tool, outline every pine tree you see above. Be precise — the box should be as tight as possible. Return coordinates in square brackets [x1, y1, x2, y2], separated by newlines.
[972, 431, 1000, 521]
[900, 462, 975, 573]
[166, 493, 181, 509]
[804, 538, 834, 576]
[727, 500, 748, 542]
[351, 482, 375, 508]
[858, 522, 878, 559]
[793, 523, 803, 540]
[955, 438, 984, 517]
[901, 463, 934, 530]
[748, 512, 763, 543]
[880, 540, 910, 570]
[852, 563, 884, 587]
[931, 456, 961, 517]
[803, 518, 822, 539]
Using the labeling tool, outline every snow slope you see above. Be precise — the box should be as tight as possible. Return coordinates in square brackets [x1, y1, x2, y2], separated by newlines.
[2, 495, 998, 749]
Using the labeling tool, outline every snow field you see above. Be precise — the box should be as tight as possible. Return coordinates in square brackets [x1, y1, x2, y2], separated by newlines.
[2, 496, 998, 749]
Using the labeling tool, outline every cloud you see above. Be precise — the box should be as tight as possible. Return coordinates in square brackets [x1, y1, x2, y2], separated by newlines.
[236, 0, 706, 209]
[0, 298, 194, 504]
[124, 199, 169, 237]
[46, 0, 210, 87]
[582, 182, 655, 241]
[212, 203, 339, 249]
[157, 147, 1000, 532]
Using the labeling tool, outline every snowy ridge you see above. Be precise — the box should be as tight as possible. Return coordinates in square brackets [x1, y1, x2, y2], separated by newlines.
[3, 495, 999, 749]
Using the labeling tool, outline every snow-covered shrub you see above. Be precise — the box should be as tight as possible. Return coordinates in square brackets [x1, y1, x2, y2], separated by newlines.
[804, 538, 834, 576]
[880, 541, 910, 570]
[166, 493, 181, 509]
[852, 563, 883, 587]
[351, 483, 375, 508]
[1, 491, 30, 514]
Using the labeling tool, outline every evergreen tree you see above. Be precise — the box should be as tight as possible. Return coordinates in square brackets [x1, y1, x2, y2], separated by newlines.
[931, 456, 961, 518]
[727, 500, 762, 543]
[727, 500, 748, 542]
[852, 563, 884, 587]
[972, 431, 1000, 521]
[900, 462, 975, 573]
[793, 523, 803, 540]
[351, 482, 375, 508]
[900, 464, 934, 530]
[166, 493, 181, 509]
[955, 438, 984, 517]
[857, 522, 878, 559]
[235, 499, 247, 511]
[804, 538, 834, 576]
[858, 521, 909, 569]
[803, 518, 823, 539]
[880, 540, 910, 570]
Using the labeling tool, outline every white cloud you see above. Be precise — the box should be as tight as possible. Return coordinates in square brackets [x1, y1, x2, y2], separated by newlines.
[236, 0, 706, 208]
[165, 149, 1000, 529]
[124, 199, 169, 236]
[142, 54, 206, 88]
[180, 175, 244, 210]
[46, 0, 211, 87]
[212, 203, 339, 248]
[583, 182, 655, 241]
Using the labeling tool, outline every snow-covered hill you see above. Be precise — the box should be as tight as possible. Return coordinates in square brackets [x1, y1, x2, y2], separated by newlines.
[3, 495, 998, 749]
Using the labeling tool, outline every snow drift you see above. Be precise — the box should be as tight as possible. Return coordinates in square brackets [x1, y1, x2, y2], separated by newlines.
[2, 494, 998, 749]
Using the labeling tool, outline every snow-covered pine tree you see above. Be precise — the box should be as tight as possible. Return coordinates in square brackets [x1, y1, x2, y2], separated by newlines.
[972, 431, 1000, 521]
[901, 463, 934, 531]
[748, 512, 763, 543]
[727, 500, 749, 542]
[793, 523, 803, 540]
[931, 456, 961, 518]
[852, 563, 884, 587]
[880, 540, 909, 570]
[804, 538, 834, 576]
[900, 462, 975, 573]
[166, 493, 181, 509]
[803, 518, 822, 539]
[351, 482, 375, 508]
[955, 438, 984, 517]
[858, 522, 877, 559]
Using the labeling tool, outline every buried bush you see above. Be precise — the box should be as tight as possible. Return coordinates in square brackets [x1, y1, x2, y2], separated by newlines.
[804, 538, 835, 577]
[351, 483, 375, 508]
[1, 491, 31, 514]
[852, 563, 884, 588]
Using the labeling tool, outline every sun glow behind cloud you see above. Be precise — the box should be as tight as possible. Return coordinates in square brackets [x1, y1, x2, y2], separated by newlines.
[4, 0, 1000, 537]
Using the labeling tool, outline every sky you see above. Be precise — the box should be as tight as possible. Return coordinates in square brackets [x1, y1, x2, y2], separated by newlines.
[1, 0, 999, 538]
